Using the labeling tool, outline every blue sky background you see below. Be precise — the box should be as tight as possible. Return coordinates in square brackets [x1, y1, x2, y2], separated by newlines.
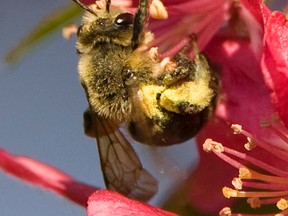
[0, 1, 199, 215]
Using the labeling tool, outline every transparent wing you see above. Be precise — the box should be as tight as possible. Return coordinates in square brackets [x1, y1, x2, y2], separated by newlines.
[94, 116, 158, 202]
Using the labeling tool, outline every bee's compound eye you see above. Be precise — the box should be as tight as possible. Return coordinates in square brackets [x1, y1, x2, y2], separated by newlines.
[114, 13, 134, 27]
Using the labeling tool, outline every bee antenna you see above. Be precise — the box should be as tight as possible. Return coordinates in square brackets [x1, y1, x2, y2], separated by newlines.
[72, 0, 96, 15]
[132, 0, 149, 50]
[106, 0, 111, 13]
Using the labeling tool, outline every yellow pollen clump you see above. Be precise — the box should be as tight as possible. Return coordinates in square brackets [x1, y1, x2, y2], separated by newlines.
[277, 198, 288, 210]
[160, 80, 214, 114]
[244, 137, 256, 150]
[138, 84, 165, 119]
[203, 139, 224, 153]
[62, 24, 78, 40]
[222, 187, 237, 198]
[239, 167, 252, 179]
[149, 47, 158, 62]
[231, 124, 242, 134]
[232, 177, 242, 190]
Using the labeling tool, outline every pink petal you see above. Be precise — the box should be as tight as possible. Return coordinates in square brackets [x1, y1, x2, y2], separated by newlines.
[237, 0, 264, 56]
[261, 6, 288, 127]
[87, 190, 177, 216]
[204, 36, 276, 137]
[0, 148, 98, 207]
[240, 0, 263, 26]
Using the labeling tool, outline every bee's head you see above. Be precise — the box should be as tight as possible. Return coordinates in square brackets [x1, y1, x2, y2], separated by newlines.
[73, 0, 135, 53]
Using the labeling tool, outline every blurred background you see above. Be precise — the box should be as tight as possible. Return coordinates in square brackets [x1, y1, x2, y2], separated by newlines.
[0, 1, 198, 215]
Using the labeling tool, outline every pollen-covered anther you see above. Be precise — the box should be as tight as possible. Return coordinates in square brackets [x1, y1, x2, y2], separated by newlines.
[244, 137, 256, 151]
[203, 139, 224, 153]
[160, 57, 177, 75]
[231, 124, 242, 134]
[149, 47, 158, 62]
[94, 0, 106, 10]
[222, 187, 237, 198]
[247, 197, 261, 208]
[239, 167, 252, 179]
[149, 0, 168, 19]
[277, 198, 288, 210]
[219, 207, 232, 216]
[62, 24, 78, 40]
[232, 177, 242, 190]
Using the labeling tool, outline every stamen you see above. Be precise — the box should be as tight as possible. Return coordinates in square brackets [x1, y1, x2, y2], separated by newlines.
[234, 120, 288, 161]
[95, 0, 106, 10]
[222, 187, 238, 198]
[62, 24, 78, 40]
[242, 181, 288, 191]
[204, 121, 288, 215]
[223, 187, 288, 198]
[149, 47, 158, 61]
[232, 177, 242, 190]
[247, 197, 261, 208]
[277, 198, 288, 210]
[244, 137, 256, 150]
[223, 145, 288, 177]
[239, 168, 288, 184]
[219, 207, 232, 216]
[203, 139, 224, 153]
[260, 196, 288, 205]
[231, 124, 242, 134]
[203, 139, 246, 170]
[239, 167, 252, 179]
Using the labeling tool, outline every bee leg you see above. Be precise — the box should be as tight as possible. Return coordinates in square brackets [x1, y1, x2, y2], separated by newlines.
[159, 35, 202, 86]
[83, 108, 97, 138]
[158, 36, 217, 115]
[159, 55, 194, 86]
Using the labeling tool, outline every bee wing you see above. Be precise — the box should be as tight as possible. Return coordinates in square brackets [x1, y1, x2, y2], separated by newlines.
[94, 117, 158, 201]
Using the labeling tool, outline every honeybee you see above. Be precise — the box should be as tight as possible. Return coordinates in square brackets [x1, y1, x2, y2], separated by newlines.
[73, 0, 218, 201]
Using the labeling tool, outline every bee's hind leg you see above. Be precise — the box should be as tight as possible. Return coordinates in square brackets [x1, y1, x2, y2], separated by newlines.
[158, 34, 202, 86]
[157, 34, 217, 115]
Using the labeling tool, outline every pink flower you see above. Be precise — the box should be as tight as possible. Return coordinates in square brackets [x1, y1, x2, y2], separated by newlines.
[87, 190, 176, 216]
[188, 1, 288, 215]
[1, 0, 288, 215]
[0, 148, 175, 216]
